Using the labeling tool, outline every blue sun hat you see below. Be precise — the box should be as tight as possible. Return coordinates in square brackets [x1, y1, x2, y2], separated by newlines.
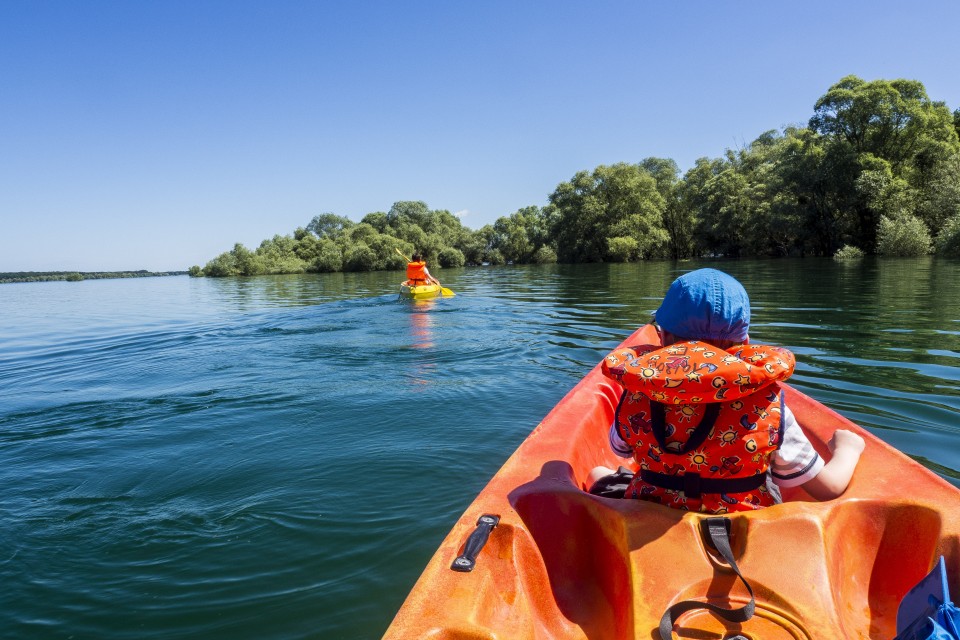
[654, 269, 750, 342]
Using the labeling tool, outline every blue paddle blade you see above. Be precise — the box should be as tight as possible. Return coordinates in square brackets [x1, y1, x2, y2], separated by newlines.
[935, 601, 960, 639]
[896, 617, 957, 640]
[895, 556, 960, 640]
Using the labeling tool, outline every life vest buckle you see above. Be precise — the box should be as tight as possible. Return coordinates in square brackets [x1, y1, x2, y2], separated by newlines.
[683, 471, 702, 499]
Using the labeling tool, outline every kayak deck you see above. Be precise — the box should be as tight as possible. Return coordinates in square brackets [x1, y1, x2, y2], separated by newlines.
[383, 325, 960, 639]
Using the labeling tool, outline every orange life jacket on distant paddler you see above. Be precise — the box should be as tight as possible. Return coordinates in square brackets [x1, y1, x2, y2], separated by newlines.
[601, 340, 796, 513]
[406, 261, 428, 283]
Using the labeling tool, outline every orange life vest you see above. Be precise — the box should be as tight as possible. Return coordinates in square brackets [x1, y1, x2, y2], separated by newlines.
[406, 261, 428, 283]
[601, 340, 796, 513]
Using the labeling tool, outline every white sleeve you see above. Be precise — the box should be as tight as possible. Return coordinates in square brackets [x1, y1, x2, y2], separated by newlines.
[769, 404, 824, 488]
[608, 423, 633, 458]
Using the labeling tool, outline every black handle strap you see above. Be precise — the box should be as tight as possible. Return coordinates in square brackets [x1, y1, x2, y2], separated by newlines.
[659, 517, 755, 640]
[450, 514, 500, 572]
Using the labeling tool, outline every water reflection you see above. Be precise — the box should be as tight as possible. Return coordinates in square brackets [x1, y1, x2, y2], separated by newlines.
[404, 298, 438, 388]
[408, 299, 436, 350]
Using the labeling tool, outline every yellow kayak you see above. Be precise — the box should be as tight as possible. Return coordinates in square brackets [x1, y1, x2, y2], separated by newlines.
[399, 281, 455, 299]
[399, 282, 441, 299]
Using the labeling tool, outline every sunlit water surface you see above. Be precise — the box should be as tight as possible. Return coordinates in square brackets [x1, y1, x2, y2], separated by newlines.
[2, 259, 958, 639]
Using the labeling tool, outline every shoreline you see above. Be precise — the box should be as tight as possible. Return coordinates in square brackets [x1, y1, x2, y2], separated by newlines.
[0, 270, 188, 284]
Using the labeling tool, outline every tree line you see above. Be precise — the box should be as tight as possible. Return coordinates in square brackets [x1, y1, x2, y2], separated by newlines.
[1, 270, 187, 284]
[192, 75, 960, 278]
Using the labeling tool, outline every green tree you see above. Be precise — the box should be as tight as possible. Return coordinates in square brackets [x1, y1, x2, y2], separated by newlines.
[393, 221, 428, 254]
[343, 243, 377, 271]
[233, 243, 265, 276]
[810, 76, 956, 170]
[549, 163, 668, 262]
[366, 233, 409, 270]
[459, 225, 494, 265]
[312, 239, 343, 272]
[486, 248, 505, 265]
[307, 213, 354, 239]
[915, 151, 960, 233]
[431, 209, 466, 245]
[677, 157, 721, 257]
[833, 245, 865, 261]
[776, 126, 859, 254]
[387, 201, 432, 232]
[347, 223, 378, 245]
[293, 232, 322, 264]
[437, 247, 466, 268]
[256, 235, 308, 274]
[693, 157, 749, 257]
[531, 245, 557, 264]
[809, 76, 960, 250]
[935, 214, 960, 258]
[642, 157, 690, 258]
[607, 236, 639, 262]
[855, 156, 914, 223]
[876, 213, 932, 256]
[491, 207, 537, 263]
[202, 251, 238, 276]
[361, 212, 390, 233]
[691, 139, 786, 258]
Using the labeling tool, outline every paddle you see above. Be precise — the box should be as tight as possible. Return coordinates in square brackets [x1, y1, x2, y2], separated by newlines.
[394, 248, 455, 297]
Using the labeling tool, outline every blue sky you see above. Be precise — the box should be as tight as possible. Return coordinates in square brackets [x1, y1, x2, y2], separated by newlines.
[2, 1, 959, 272]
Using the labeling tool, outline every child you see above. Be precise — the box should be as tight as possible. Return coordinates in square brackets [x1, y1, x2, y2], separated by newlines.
[590, 268, 864, 513]
[406, 252, 441, 286]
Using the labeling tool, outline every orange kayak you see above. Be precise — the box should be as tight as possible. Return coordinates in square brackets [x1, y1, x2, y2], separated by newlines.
[382, 325, 960, 639]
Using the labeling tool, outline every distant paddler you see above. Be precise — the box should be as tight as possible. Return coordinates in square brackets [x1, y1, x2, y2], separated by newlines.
[405, 252, 441, 287]
[396, 248, 455, 297]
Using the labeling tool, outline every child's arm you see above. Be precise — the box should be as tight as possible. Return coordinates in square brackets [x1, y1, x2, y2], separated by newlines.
[800, 430, 866, 500]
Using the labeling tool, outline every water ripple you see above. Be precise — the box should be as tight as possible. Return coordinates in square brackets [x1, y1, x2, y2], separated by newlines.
[1, 260, 959, 638]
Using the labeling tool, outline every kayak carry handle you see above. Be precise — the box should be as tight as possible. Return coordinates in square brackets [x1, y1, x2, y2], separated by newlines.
[450, 514, 500, 572]
[659, 517, 755, 640]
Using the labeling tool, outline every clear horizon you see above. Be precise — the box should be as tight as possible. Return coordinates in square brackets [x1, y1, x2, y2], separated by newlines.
[3, 1, 959, 272]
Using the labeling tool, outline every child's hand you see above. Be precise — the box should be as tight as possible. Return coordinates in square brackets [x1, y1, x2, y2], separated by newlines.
[829, 429, 865, 455]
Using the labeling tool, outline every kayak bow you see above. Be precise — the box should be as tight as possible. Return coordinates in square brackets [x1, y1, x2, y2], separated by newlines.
[383, 324, 960, 640]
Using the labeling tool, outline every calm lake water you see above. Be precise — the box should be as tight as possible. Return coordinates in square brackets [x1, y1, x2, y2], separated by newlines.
[2, 259, 959, 639]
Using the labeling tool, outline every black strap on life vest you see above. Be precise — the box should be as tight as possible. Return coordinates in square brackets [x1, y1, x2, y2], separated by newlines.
[639, 469, 766, 500]
[646, 400, 767, 499]
[659, 517, 755, 640]
[650, 401, 720, 454]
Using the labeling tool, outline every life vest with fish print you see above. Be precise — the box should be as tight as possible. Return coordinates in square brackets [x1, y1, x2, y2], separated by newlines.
[601, 340, 796, 513]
